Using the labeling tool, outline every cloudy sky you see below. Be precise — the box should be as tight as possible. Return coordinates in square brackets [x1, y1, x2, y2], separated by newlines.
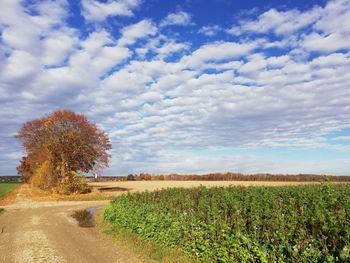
[0, 0, 350, 176]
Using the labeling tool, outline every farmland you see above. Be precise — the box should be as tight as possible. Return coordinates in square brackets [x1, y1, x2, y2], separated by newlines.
[0, 183, 20, 200]
[103, 182, 350, 262]
[89, 180, 319, 196]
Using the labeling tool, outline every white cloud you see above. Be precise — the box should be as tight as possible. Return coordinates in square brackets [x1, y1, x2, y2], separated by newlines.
[313, 0, 350, 35]
[81, 0, 141, 22]
[154, 40, 190, 59]
[1, 0, 350, 176]
[1, 50, 40, 81]
[332, 136, 350, 141]
[160, 11, 192, 27]
[228, 7, 322, 36]
[181, 41, 257, 68]
[29, 0, 69, 28]
[81, 30, 114, 56]
[90, 45, 130, 75]
[41, 29, 78, 65]
[198, 25, 221, 36]
[301, 32, 350, 53]
[118, 19, 157, 46]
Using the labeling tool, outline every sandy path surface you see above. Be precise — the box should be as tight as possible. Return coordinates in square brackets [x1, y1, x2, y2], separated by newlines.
[0, 185, 143, 263]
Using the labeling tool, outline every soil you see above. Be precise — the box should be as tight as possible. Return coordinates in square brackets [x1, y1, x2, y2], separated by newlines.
[0, 185, 143, 263]
[97, 187, 130, 192]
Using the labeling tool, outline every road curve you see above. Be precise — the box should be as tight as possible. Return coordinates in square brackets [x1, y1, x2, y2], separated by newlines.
[0, 185, 143, 263]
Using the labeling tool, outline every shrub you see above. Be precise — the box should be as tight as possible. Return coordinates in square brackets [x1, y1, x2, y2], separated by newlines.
[30, 160, 54, 190]
[59, 172, 90, 195]
[127, 174, 135, 181]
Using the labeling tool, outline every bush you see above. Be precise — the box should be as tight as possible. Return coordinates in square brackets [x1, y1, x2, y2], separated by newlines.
[30, 160, 56, 190]
[59, 172, 90, 195]
[127, 174, 135, 181]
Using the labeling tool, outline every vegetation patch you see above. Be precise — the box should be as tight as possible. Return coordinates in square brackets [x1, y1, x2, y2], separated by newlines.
[31, 186, 112, 201]
[0, 183, 20, 200]
[16, 110, 111, 195]
[103, 183, 350, 262]
[72, 209, 95, 227]
[99, 217, 194, 263]
[0, 208, 4, 214]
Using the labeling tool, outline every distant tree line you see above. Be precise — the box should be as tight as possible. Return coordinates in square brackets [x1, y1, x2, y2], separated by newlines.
[90, 172, 350, 182]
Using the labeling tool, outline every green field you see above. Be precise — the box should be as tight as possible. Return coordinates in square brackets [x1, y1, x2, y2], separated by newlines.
[103, 183, 350, 262]
[0, 183, 20, 200]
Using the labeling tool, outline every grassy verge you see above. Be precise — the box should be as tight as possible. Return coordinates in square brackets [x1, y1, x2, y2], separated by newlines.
[30, 186, 114, 201]
[98, 209, 195, 263]
[0, 183, 21, 200]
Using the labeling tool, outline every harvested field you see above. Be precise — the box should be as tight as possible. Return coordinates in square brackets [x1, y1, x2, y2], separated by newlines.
[89, 180, 322, 196]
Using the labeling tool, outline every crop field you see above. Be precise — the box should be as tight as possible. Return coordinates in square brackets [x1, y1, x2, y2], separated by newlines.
[0, 183, 20, 200]
[89, 180, 319, 196]
[103, 182, 350, 262]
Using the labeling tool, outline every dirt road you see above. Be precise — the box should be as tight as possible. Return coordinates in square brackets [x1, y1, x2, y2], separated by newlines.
[0, 185, 143, 263]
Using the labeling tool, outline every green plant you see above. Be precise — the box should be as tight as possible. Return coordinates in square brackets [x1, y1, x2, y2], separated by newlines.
[103, 183, 350, 262]
[0, 183, 20, 200]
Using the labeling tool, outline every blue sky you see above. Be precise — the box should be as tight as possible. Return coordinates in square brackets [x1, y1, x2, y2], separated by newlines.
[0, 0, 350, 176]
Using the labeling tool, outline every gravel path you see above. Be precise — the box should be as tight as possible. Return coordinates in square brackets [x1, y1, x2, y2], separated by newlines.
[0, 185, 143, 263]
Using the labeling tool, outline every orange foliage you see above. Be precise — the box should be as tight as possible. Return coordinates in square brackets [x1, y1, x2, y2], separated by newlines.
[16, 110, 112, 194]
[127, 172, 350, 182]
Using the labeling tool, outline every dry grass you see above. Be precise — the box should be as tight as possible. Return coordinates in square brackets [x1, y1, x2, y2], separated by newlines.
[88, 180, 321, 197]
[29, 186, 113, 201]
[20, 180, 325, 202]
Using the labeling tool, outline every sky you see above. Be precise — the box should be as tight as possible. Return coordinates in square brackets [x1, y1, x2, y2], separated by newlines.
[0, 0, 350, 176]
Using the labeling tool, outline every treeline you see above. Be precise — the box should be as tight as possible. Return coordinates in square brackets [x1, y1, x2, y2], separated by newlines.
[90, 172, 350, 182]
[0, 176, 22, 183]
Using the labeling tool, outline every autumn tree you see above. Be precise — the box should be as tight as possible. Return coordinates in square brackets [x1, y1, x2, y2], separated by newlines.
[16, 110, 112, 194]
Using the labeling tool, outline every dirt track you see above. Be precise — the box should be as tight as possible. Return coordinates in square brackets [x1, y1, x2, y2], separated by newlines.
[0, 185, 143, 263]
[0, 181, 323, 263]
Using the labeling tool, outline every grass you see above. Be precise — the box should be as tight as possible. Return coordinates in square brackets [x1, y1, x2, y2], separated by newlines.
[30, 186, 114, 201]
[98, 212, 194, 263]
[0, 183, 20, 200]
